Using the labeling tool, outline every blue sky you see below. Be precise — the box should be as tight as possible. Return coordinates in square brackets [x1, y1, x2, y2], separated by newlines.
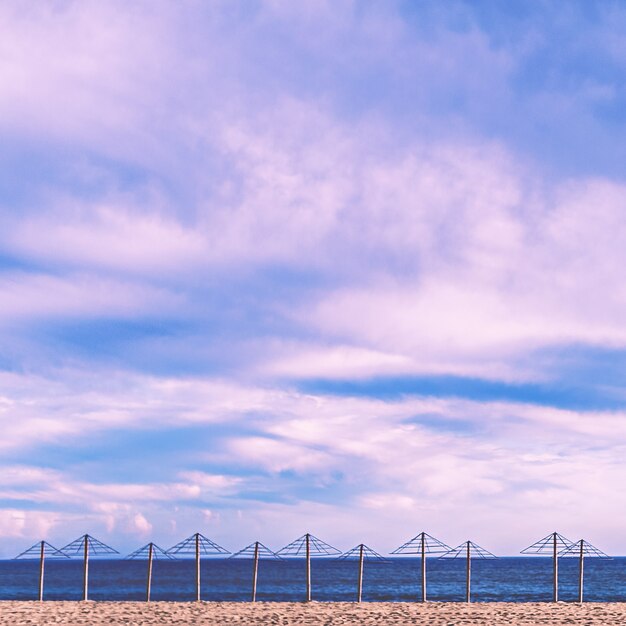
[0, 0, 625, 556]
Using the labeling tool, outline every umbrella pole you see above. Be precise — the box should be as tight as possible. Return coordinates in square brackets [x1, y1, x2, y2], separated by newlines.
[82, 536, 89, 601]
[421, 533, 426, 603]
[252, 542, 259, 602]
[195, 533, 201, 602]
[465, 541, 471, 604]
[38, 541, 45, 602]
[357, 544, 364, 603]
[306, 533, 311, 603]
[578, 542, 584, 603]
[146, 543, 154, 603]
[553, 533, 558, 603]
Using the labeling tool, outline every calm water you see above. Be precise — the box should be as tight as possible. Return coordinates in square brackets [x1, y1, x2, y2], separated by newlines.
[1, 557, 625, 602]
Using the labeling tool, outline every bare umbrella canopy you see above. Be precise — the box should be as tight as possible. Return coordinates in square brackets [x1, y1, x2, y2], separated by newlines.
[391, 532, 451, 602]
[440, 540, 497, 603]
[229, 541, 282, 602]
[60, 534, 119, 601]
[337, 544, 389, 603]
[127, 543, 176, 602]
[277, 533, 340, 602]
[520, 532, 572, 602]
[558, 539, 611, 603]
[14, 541, 69, 601]
[166, 533, 230, 601]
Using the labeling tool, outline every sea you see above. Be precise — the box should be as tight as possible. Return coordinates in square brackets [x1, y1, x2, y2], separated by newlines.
[1, 557, 625, 602]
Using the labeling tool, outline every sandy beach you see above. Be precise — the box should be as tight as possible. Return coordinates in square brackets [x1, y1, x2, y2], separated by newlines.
[0, 601, 624, 625]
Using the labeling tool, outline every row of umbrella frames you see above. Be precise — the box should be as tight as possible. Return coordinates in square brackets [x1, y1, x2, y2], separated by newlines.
[15, 531, 610, 603]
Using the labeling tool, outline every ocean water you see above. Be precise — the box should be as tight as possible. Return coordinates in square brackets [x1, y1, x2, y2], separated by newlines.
[1, 557, 625, 602]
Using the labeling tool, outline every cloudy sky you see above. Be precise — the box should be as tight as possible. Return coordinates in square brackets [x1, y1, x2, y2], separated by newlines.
[1, 0, 626, 557]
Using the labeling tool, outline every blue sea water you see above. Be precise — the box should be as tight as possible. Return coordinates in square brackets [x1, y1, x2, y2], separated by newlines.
[1, 557, 625, 602]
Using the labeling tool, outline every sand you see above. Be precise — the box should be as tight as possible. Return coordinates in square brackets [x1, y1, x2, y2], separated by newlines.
[0, 601, 625, 625]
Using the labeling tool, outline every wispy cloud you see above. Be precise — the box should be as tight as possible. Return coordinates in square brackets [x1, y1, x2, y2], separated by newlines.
[0, 367, 624, 554]
[3, 205, 207, 275]
[1, 1, 625, 555]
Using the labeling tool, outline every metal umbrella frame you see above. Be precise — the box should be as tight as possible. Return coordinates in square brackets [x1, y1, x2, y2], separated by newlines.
[337, 543, 389, 602]
[166, 533, 230, 601]
[60, 534, 119, 601]
[558, 539, 611, 603]
[229, 541, 282, 602]
[277, 533, 340, 602]
[127, 542, 176, 602]
[391, 532, 451, 602]
[520, 532, 572, 602]
[14, 540, 69, 601]
[440, 540, 497, 603]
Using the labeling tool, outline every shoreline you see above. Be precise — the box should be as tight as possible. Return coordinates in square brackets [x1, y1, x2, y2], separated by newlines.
[1, 601, 625, 625]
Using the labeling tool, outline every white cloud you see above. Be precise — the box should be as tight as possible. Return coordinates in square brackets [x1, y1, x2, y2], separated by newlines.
[0, 366, 624, 552]
[4, 204, 207, 275]
[0, 272, 180, 324]
[268, 171, 626, 381]
[129, 512, 152, 537]
[2, 4, 625, 386]
[1, 1, 626, 557]
[0, 509, 58, 541]
[228, 436, 334, 474]
[0, 1, 182, 167]
[262, 345, 415, 380]
[0, 464, 242, 509]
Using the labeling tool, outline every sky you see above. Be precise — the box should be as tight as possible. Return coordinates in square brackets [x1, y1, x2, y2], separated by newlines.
[1, 0, 626, 558]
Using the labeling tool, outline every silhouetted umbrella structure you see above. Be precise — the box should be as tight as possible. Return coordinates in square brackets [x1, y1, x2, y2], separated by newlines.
[440, 540, 497, 603]
[520, 532, 572, 602]
[337, 543, 389, 602]
[558, 539, 610, 603]
[14, 540, 69, 601]
[277, 533, 340, 602]
[61, 534, 119, 600]
[127, 542, 175, 602]
[166, 533, 230, 601]
[229, 541, 282, 602]
[391, 532, 451, 602]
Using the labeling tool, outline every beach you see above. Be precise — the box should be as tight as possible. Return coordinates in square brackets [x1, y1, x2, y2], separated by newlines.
[0, 601, 624, 625]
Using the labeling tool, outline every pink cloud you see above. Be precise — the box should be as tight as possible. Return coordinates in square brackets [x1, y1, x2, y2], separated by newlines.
[5, 204, 207, 275]
[0, 272, 180, 323]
